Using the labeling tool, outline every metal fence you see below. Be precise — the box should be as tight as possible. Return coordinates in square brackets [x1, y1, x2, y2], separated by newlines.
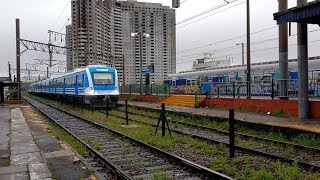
[4, 87, 20, 100]
[121, 79, 320, 100]
[203, 79, 320, 99]
[121, 84, 171, 101]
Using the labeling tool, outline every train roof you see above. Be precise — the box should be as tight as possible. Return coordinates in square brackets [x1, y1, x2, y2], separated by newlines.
[30, 65, 115, 85]
[169, 56, 320, 79]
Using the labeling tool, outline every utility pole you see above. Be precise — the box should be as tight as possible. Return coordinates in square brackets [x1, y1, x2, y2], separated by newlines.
[48, 30, 66, 68]
[8, 62, 12, 81]
[297, 0, 308, 119]
[246, 0, 251, 98]
[123, 55, 125, 86]
[279, 0, 289, 99]
[16, 19, 20, 83]
[16, 19, 21, 99]
[48, 31, 53, 67]
[47, 67, 49, 78]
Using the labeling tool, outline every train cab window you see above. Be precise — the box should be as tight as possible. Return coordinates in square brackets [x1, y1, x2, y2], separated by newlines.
[93, 73, 114, 85]
[78, 75, 83, 86]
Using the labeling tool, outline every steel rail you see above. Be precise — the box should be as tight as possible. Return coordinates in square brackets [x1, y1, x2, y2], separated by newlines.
[108, 109, 320, 172]
[24, 96, 231, 180]
[119, 102, 320, 137]
[115, 107, 320, 154]
[24, 97, 132, 180]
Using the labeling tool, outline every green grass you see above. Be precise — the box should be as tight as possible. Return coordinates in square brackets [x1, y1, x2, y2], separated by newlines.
[152, 169, 171, 180]
[128, 155, 141, 165]
[24, 94, 320, 179]
[89, 140, 101, 151]
[272, 109, 290, 117]
[122, 105, 320, 149]
[21, 107, 86, 156]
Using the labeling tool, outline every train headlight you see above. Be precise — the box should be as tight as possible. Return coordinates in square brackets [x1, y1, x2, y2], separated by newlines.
[88, 87, 95, 95]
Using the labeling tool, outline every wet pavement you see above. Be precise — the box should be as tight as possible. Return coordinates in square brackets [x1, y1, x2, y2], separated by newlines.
[0, 108, 10, 167]
[21, 105, 90, 180]
[120, 100, 320, 133]
[0, 106, 91, 180]
[0, 108, 52, 180]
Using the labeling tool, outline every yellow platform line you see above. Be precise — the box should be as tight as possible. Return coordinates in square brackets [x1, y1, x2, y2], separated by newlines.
[268, 122, 320, 133]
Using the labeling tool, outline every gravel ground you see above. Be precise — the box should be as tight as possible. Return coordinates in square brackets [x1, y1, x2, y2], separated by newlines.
[22, 105, 95, 180]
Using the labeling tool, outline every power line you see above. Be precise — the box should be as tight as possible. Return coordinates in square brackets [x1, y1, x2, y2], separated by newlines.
[118, 0, 243, 50]
[31, 1, 71, 69]
[58, 17, 71, 33]
[177, 28, 320, 59]
[177, 26, 278, 54]
[176, 0, 246, 30]
[181, 0, 189, 4]
[175, 39, 320, 65]
[176, 1, 239, 26]
[51, 1, 71, 30]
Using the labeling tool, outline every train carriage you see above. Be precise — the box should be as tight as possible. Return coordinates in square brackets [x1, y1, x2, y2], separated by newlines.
[28, 65, 119, 106]
[165, 56, 320, 97]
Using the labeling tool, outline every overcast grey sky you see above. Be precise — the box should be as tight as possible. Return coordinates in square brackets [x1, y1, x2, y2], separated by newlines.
[1, 0, 319, 79]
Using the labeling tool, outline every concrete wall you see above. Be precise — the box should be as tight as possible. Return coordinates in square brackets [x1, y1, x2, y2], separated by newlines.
[202, 98, 320, 119]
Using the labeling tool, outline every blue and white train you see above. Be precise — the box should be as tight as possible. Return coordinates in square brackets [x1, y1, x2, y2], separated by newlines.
[165, 56, 320, 97]
[29, 65, 119, 105]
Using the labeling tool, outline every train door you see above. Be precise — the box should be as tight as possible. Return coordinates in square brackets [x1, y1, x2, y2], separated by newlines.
[75, 75, 79, 96]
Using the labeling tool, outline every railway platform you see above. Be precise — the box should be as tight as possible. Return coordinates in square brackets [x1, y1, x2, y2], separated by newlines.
[0, 106, 91, 180]
[119, 100, 320, 134]
[0, 107, 52, 179]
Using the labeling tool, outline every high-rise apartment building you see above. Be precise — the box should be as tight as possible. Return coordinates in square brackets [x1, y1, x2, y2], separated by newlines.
[67, 0, 176, 84]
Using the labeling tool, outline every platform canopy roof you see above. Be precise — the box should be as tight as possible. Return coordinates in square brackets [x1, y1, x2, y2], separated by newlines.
[274, 0, 320, 25]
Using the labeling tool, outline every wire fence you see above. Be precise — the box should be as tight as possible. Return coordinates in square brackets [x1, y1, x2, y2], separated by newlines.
[204, 79, 320, 99]
[121, 84, 171, 102]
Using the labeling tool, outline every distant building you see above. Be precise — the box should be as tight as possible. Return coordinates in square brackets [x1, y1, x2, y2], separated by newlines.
[192, 53, 231, 71]
[67, 0, 176, 84]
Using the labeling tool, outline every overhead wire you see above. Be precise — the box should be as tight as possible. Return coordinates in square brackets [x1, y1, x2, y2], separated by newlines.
[119, 0, 245, 51]
[176, 28, 320, 60]
[177, 26, 278, 54]
[176, 0, 246, 30]
[31, 1, 71, 72]
[175, 39, 320, 65]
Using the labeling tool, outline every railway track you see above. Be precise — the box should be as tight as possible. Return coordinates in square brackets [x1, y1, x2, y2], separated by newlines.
[23, 96, 231, 180]
[109, 105, 320, 172]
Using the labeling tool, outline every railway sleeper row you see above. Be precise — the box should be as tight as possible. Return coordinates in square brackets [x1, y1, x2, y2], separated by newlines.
[23, 96, 231, 180]
[108, 109, 320, 172]
[113, 106, 320, 158]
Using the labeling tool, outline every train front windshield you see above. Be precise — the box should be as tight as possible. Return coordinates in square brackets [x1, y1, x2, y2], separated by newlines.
[93, 73, 114, 85]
